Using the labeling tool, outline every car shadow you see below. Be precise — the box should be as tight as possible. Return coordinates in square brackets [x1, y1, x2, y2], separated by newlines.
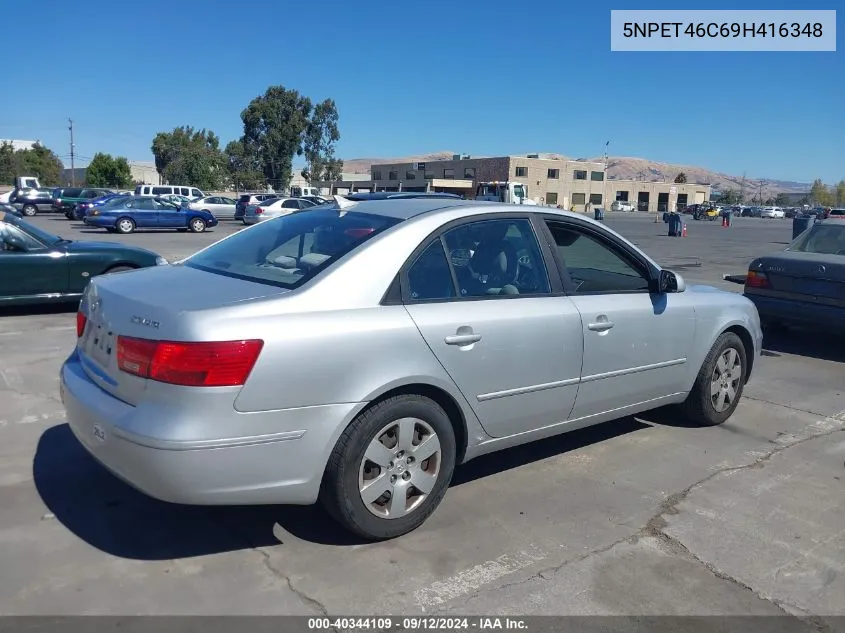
[763, 326, 845, 363]
[0, 301, 79, 317]
[34, 417, 650, 557]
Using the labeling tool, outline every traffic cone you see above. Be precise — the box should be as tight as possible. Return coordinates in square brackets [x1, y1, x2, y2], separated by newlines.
[722, 216, 727, 227]
[682, 224, 687, 237]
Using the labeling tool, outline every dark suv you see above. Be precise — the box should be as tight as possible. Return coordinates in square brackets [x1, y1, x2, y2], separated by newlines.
[11, 188, 56, 216]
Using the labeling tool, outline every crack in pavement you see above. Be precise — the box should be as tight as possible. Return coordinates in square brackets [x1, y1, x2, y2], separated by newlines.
[435, 412, 845, 619]
[741, 396, 828, 419]
[202, 508, 331, 618]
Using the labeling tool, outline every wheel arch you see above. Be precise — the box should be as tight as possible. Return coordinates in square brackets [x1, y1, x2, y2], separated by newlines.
[722, 324, 756, 380]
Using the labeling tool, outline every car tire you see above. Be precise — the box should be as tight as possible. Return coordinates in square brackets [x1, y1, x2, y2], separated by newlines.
[681, 331, 747, 426]
[188, 218, 206, 233]
[116, 217, 135, 234]
[22, 204, 37, 217]
[320, 394, 457, 540]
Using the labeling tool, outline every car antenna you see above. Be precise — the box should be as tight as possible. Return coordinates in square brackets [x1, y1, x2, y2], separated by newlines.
[333, 195, 358, 217]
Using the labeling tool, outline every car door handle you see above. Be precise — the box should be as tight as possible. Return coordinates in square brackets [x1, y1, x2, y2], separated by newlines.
[587, 320, 615, 332]
[444, 333, 482, 346]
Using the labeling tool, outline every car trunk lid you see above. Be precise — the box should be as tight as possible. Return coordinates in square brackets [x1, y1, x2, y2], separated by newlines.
[77, 265, 287, 405]
[749, 252, 845, 304]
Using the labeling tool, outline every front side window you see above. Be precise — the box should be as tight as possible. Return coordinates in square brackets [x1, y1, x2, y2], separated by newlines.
[185, 208, 401, 289]
[152, 187, 170, 195]
[0, 222, 46, 252]
[440, 218, 551, 298]
[545, 221, 649, 294]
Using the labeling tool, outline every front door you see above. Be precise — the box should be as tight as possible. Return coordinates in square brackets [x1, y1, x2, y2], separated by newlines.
[0, 222, 68, 299]
[542, 218, 696, 420]
[154, 199, 184, 228]
[402, 217, 584, 438]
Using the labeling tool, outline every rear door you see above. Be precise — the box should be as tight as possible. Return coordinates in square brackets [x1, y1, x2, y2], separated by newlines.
[130, 197, 159, 227]
[402, 215, 584, 438]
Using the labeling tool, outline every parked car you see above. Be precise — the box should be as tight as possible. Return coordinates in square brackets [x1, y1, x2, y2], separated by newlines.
[0, 212, 166, 306]
[744, 220, 844, 329]
[84, 196, 218, 234]
[10, 188, 55, 216]
[760, 206, 785, 219]
[158, 194, 194, 208]
[235, 193, 277, 220]
[71, 194, 131, 220]
[61, 198, 762, 540]
[298, 195, 330, 206]
[242, 197, 316, 225]
[741, 207, 763, 218]
[188, 195, 238, 219]
[826, 208, 845, 220]
[611, 200, 635, 212]
[53, 188, 114, 215]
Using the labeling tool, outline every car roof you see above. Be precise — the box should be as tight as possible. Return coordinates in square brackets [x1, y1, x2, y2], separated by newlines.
[345, 191, 462, 201]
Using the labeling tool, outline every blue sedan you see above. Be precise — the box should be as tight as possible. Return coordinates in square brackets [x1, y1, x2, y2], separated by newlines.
[84, 196, 218, 234]
[70, 193, 131, 220]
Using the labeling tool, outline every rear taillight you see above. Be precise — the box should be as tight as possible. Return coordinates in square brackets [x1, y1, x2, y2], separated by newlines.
[255, 207, 263, 215]
[116, 337, 264, 387]
[745, 270, 770, 289]
[76, 311, 87, 337]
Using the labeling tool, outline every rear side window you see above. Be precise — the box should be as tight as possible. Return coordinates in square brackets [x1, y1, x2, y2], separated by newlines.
[185, 207, 401, 289]
[63, 188, 83, 197]
[152, 187, 171, 195]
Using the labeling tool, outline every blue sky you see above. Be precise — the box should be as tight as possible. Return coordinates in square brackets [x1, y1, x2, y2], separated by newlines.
[2, 0, 841, 183]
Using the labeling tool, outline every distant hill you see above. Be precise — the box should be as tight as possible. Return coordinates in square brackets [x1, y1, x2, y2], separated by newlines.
[341, 151, 810, 195]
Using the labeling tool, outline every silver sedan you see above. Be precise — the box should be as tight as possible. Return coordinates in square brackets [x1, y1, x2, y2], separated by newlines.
[189, 196, 238, 220]
[61, 197, 762, 540]
[242, 197, 316, 225]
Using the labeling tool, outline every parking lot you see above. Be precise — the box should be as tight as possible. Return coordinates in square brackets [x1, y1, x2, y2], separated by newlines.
[1, 212, 842, 623]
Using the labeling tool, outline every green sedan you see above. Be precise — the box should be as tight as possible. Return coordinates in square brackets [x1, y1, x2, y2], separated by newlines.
[0, 210, 168, 306]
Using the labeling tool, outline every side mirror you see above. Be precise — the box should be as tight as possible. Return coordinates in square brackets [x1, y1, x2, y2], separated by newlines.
[658, 269, 686, 293]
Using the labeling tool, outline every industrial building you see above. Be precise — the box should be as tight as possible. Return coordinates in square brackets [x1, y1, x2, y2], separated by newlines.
[321, 154, 711, 213]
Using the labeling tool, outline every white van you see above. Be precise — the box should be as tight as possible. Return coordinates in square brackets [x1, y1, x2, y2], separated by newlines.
[135, 184, 205, 199]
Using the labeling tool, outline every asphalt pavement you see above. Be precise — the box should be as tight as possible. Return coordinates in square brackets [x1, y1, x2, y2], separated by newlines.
[0, 211, 842, 626]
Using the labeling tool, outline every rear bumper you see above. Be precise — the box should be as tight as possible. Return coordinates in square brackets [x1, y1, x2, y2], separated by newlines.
[60, 349, 360, 506]
[745, 293, 844, 328]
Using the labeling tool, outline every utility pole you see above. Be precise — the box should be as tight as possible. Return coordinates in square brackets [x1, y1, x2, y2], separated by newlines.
[68, 118, 76, 186]
[740, 171, 746, 204]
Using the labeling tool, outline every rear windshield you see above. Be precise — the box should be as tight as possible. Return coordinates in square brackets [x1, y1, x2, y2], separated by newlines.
[185, 207, 402, 289]
[788, 223, 845, 255]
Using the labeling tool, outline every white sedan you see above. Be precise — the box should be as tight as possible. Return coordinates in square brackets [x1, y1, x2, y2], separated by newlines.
[761, 207, 785, 219]
[242, 197, 317, 225]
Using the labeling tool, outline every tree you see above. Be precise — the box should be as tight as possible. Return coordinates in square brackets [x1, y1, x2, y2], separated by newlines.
[2, 142, 65, 186]
[224, 139, 265, 191]
[301, 98, 341, 183]
[85, 152, 133, 188]
[774, 193, 789, 206]
[150, 126, 225, 190]
[715, 188, 741, 205]
[673, 172, 687, 184]
[835, 180, 845, 206]
[240, 85, 312, 191]
[810, 178, 833, 206]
